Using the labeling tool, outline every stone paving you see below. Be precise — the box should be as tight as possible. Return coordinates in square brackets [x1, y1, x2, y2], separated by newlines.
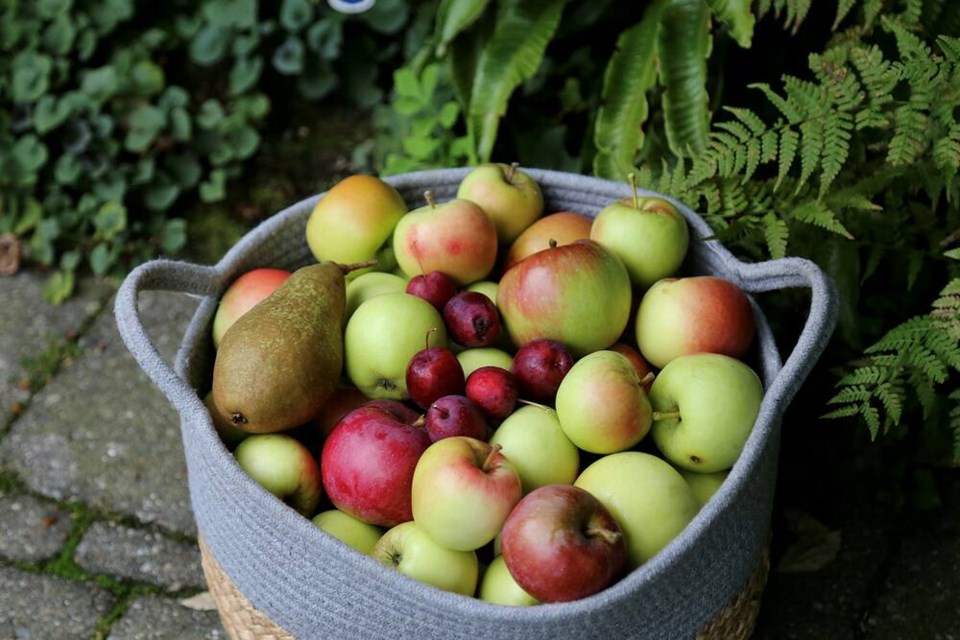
[0, 270, 957, 639]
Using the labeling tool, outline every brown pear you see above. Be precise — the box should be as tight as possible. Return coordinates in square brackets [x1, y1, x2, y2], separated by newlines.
[211, 261, 357, 434]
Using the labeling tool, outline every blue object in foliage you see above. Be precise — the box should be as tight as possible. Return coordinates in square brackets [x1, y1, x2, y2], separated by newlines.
[327, 0, 375, 13]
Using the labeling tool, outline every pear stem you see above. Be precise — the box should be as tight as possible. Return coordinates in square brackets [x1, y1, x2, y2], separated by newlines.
[627, 172, 639, 209]
[482, 443, 503, 472]
[424, 190, 436, 208]
[585, 526, 622, 545]
[339, 259, 378, 274]
[653, 410, 682, 422]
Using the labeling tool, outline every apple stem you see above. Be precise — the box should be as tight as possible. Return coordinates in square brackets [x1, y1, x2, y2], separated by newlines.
[627, 172, 639, 209]
[506, 161, 519, 183]
[652, 410, 682, 422]
[482, 443, 503, 473]
[424, 190, 436, 208]
[424, 327, 438, 350]
[338, 259, 378, 275]
[517, 398, 552, 411]
[585, 526, 622, 546]
[412, 415, 426, 429]
[639, 372, 656, 388]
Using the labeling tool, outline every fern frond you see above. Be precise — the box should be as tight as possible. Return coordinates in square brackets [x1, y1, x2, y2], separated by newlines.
[762, 212, 789, 258]
[949, 389, 960, 465]
[791, 199, 855, 238]
[776, 127, 799, 190]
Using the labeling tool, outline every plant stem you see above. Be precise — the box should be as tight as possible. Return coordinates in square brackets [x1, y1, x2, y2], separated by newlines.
[652, 410, 681, 422]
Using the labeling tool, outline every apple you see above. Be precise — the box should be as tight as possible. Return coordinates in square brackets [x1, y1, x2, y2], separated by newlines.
[510, 338, 574, 403]
[344, 271, 408, 322]
[649, 353, 763, 473]
[497, 239, 632, 358]
[305, 174, 408, 277]
[635, 276, 756, 369]
[456, 347, 514, 377]
[392, 192, 498, 286]
[372, 521, 479, 596]
[234, 434, 322, 517]
[589, 183, 689, 290]
[465, 280, 498, 302]
[411, 436, 522, 551]
[211, 268, 290, 348]
[405, 270, 457, 311]
[312, 386, 370, 439]
[609, 342, 655, 393]
[312, 509, 383, 555]
[503, 211, 593, 272]
[321, 404, 432, 527]
[677, 468, 730, 508]
[500, 484, 626, 603]
[456, 162, 544, 245]
[465, 366, 518, 422]
[344, 292, 448, 399]
[423, 395, 490, 442]
[405, 337, 466, 410]
[554, 350, 653, 454]
[574, 451, 699, 568]
[488, 405, 579, 494]
[477, 555, 539, 606]
[443, 291, 501, 348]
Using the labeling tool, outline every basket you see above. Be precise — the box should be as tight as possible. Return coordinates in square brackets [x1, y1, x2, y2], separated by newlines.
[115, 168, 838, 639]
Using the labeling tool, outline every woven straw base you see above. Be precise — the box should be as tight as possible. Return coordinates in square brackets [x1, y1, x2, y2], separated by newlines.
[199, 536, 769, 640]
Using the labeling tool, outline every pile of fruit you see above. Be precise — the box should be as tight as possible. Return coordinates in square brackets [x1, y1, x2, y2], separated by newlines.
[206, 164, 763, 605]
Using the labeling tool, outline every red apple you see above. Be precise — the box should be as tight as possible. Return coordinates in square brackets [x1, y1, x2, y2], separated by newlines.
[423, 395, 490, 442]
[405, 271, 457, 312]
[411, 437, 522, 551]
[321, 404, 431, 527]
[392, 192, 498, 286]
[212, 268, 291, 347]
[443, 291, 501, 348]
[313, 386, 370, 439]
[510, 338, 574, 403]
[405, 342, 466, 410]
[503, 211, 593, 271]
[635, 276, 756, 369]
[498, 239, 632, 357]
[465, 366, 518, 422]
[500, 484, 626, 602]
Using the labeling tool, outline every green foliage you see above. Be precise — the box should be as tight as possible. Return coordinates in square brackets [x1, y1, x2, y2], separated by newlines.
[0, 1, 411, 302]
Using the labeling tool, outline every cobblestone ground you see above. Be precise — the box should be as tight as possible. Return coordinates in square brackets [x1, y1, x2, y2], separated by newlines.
[0, 271, 957, 639]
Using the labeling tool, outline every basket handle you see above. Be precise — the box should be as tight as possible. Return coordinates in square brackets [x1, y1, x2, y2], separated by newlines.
[734, 256, 839, 411]
[114, 259, 221, 405]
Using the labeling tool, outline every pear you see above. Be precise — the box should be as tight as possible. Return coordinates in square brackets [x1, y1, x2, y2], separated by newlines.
[212, 261, 366, 434]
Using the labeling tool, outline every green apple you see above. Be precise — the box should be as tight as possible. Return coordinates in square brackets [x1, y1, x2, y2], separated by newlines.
[635, 276, 756, 369]
[554, 350, 652, 454]
[344, 292, 447, 399]
[456, 163, 544, 245]
[344, 271, 408, 322]
[372, 521, 479, 596]
[650, 353, 763, 473]
[392, 193, 498, 286]
[411, 436, 522, 551]
[497, 239, 632, 358]
[574, 451, 699, 569]
[456, 347, 514, 377]
[677, 468, 729, 508]
[312, 509, 383, 555]
[212, 268, 290, 348]
[478, 555, 539, 606]
[589, 184, 689, 290]
[305, 174, 408, 278]
[234, 434, 322, 517]
[488, 405, 579, 494]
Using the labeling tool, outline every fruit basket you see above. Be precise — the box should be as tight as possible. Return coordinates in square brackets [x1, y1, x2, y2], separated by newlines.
[115, 167, 838, 639]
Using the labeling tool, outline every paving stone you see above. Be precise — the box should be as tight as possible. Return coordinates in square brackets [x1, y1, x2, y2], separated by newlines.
[0, 273, 111, 429]
[75, 520, 206, 590]
[107, 595, 225, 640]
[0, 289, 202, 535]
[0, 489, 73, 563]
[0, 565, 114, 640]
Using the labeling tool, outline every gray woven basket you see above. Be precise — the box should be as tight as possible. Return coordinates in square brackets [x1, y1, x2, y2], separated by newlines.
[115, 168, 838, 640]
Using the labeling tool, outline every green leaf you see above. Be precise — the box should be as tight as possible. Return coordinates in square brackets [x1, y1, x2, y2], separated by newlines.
[359, 0, 409, 35]
[60, 249, 82, 272]
[43, 270, 75, 306]
[166, 153, 202, 188]
[94, 201, 127, 240]
[82, 66, 119, 103]
[89, 243, 114, 276]
[131, 61, 165, 96]
[170, 107, 192, 141]
[435, 0, 491, 55]
[945, 247, 960, 260]
[37, 0, 71, 19]
[191, 25, 231, 66]
[230, 57, 263, 95]
[13, 135, 49, 173]
[160, 219, 188, 254]
[447, 9, 493, 115]
[33, 95, 71, 134]
[200, 169, 227, 202]
[54, 155, 82, 185]
[593, 9, 661, 180]
[13, 199, 43, 235]
[132, 157, 156, 185]
[706, 0, 754, 48]
[298, 60, 337, 99]
[439, 101, 460, 128]
[280, 0, 313, 31]
[762, 212, 789, 258]
[468, 0, 566, 163]
[202, 0, 258, 28]
[658, 0, 712, 157]
[306, 18, 343, 60]
[42, 13, 78, 55]
[225, 124, 260, 159]
[196, 100, 225, 129]
[12, 52, 53, 103]
[143, 181, 180, 211]
[125, 105, 165, 152]
[273, 37, 305, 75]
